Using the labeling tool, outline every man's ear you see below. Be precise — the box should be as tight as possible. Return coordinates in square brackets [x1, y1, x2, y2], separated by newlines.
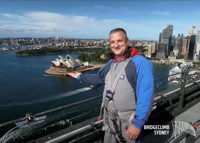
[126, 38, 130, 45]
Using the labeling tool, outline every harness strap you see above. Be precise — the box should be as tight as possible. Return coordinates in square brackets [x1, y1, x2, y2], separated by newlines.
[108, 58, 132, 92]
[104, 58, 132, 143]
[111, 115, 127, 143]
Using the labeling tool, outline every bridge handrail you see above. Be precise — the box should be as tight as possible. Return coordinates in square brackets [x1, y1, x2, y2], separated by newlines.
[0, 73, 199, 128]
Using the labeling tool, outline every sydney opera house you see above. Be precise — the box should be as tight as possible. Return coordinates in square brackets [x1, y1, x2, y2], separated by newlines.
[45, 55, 99, 76]
[51, 55, 82, 68]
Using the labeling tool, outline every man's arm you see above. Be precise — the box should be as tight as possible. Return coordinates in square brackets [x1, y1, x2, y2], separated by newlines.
[67, 60, 113, 86]
[126, 55, 154, 140]
[132, 55, 154, 129]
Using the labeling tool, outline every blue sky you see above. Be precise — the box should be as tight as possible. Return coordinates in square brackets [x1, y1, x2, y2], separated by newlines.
[0, 0, 200, 40]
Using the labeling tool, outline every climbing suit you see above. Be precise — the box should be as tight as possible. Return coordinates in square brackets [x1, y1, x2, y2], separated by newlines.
[78, 52, 154, 143]
[102, 58, 136, 143]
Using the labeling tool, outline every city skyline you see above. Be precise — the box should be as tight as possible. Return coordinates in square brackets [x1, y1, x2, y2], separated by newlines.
[0, 0, 200, 40]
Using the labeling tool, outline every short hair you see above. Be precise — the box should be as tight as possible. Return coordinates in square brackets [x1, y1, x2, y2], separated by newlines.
[109, 28, 128, 40]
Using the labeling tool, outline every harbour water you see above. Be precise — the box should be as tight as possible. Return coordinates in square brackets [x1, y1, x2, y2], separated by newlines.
[0, 51, 173, 123]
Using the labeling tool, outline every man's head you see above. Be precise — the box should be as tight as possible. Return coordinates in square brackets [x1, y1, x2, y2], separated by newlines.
[109, 28, 129, 58]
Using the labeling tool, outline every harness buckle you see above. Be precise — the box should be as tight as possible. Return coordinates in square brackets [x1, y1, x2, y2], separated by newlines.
[115, 134, 127, 143]
[110, 113, 116, 121]
[106, 90, 115, 97]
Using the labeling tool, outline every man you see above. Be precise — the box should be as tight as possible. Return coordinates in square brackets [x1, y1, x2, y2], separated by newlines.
[67, 28, 154, 143]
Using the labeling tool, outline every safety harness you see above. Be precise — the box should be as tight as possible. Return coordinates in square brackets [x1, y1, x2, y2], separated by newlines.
[102, 57, 134, 143]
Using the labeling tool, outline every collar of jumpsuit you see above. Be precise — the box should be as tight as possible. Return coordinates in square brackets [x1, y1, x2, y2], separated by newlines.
[113, 48, 142, 62]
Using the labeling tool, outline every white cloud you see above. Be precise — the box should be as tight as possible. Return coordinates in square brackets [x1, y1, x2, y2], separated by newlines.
[24, 12, 67, 22]
[0, 13, 25, 19]
[0, 11, 195, 40]
[0, 11, 151, 38]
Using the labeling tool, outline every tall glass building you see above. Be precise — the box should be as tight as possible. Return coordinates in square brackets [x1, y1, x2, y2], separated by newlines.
[194, 30, 200, 60]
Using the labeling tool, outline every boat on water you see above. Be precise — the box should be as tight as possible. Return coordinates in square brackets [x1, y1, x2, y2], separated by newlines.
[168, 62, 199, 83]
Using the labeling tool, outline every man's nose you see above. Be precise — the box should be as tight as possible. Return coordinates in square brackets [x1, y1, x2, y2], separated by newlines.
[113, 42, 119, 47]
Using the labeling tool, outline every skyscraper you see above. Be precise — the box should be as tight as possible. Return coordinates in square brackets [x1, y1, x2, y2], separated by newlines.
[173, 33, 184, 56]
[157, 25, 173, 58]
[162, 25, 173, 39]
[188, 26, 196, 36]
[157, 43, 167, 59]
[182, 37, 190, 59]
[188, 35, 196, 60]
[194, 30, 200, 61]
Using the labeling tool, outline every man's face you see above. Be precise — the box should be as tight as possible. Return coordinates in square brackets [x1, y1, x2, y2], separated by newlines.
[109, 31, 129, 57]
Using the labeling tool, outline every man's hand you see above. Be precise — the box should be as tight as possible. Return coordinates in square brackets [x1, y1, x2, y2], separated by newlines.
[126, 124, 141, 140]
[67, 71, 81, 79]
